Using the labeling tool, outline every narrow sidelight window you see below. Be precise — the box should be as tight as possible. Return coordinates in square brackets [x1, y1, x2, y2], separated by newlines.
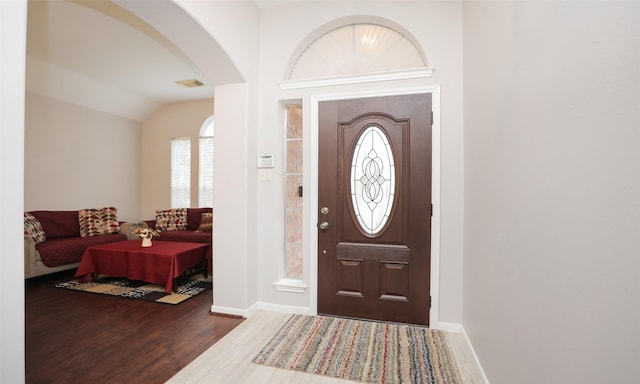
[285, 104, 303, 279]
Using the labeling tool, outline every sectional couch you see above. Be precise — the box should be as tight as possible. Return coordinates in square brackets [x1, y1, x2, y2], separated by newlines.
[24, 208, 127, 278]
[24, 207, 213, 279]
[120, 207, 213, 272]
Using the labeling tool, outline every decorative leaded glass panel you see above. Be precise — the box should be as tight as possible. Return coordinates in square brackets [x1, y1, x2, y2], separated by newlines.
[350, 125, 395, 235]
[285, 104, 303, 279]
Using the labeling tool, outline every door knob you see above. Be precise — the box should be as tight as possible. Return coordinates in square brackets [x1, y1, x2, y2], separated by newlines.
[318, 221, 330, 230]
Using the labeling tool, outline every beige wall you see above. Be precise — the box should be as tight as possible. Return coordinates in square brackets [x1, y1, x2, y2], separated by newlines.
[24, 92, 141, 222]
[24, 92, 215, 222]
[463, 2, 640, 383]
[139, 99, 214, 220]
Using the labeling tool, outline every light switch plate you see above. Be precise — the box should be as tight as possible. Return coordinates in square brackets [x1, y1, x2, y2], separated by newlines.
[258, 169, 272, 181]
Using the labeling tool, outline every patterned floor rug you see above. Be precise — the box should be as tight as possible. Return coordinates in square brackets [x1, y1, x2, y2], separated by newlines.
[54, 275, 211, 305]
[253, 314, 462, 384]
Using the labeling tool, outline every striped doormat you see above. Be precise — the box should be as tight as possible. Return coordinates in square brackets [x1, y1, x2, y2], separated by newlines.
[252, 314, 462, 384]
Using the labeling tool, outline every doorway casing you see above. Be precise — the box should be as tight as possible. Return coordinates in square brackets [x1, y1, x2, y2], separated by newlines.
[304, 85, 442, 328]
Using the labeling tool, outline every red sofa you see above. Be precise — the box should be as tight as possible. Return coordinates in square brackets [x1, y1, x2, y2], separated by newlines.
[131, 208, 213, 272]
[24, 210, 127, 278]
[25, 208, 213, 278]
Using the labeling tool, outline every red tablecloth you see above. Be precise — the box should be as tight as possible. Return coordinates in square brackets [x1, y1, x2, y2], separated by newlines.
[75, 240, 208, 293]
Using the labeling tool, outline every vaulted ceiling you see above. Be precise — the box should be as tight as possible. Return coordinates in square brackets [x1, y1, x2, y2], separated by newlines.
[26, 0, 214, 121]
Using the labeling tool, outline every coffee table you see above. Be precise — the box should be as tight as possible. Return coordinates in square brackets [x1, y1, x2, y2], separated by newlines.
[75, 240, 208, 293]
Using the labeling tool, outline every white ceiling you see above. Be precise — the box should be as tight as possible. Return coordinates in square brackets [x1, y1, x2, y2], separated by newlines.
[26, 0, 214, 114]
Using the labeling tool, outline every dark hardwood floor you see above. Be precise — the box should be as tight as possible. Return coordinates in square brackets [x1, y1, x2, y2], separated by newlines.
[25, 270, 243, 384]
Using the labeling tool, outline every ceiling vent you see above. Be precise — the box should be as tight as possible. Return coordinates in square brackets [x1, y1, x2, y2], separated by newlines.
[175, 79, 204, 88]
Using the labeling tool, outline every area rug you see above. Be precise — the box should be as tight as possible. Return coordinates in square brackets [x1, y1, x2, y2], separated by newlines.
[54, 275, 211, 305]
[253, 314, 462, 384]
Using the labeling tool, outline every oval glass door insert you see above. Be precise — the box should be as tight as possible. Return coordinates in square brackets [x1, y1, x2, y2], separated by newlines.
[350, 125, 395, 235]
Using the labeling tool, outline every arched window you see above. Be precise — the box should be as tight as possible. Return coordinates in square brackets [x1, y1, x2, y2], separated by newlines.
[199, 115, 214, 207]
[289, 23, 426, 80]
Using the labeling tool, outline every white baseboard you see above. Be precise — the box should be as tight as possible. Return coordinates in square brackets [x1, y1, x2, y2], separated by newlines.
[210, 302, 311, 318]
[459, 324, 491, 384]
[434, 322, 490, 384]
[253, 301, 311, 315]
[437, 321, 463, 333]
[210, 304, 249, 318]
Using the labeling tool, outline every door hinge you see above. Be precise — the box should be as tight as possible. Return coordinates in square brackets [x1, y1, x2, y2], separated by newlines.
[431, 110, 434, 126]
[429, 295, 432, 308]
[430, 203, 433, 217]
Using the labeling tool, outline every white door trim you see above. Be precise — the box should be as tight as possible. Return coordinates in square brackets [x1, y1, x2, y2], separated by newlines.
[308, 85, 442, 327]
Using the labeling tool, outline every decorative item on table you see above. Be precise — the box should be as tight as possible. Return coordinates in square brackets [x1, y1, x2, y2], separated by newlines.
[131, 223, 159, 247]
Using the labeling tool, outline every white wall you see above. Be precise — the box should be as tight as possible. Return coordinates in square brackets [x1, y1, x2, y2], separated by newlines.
[210, 84, 259, 315]
[0, 1, 26, 382]
[463, 2, 640, 383]
[24, 92, 140, 221]
[143, 1, 260, 315]
[256, 1, 464, 322]
[140, 99, 214, 219]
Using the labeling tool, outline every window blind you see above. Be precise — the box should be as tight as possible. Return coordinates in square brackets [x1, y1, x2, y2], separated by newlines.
[199, 136, 214, 207]
[171, 137, 191, 208]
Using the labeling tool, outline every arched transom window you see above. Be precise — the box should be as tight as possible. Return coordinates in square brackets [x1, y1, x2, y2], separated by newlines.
[289, 23, 426, 80]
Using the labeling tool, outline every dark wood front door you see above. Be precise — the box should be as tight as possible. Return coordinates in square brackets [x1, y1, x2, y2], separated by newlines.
[317, 94, 432, 326]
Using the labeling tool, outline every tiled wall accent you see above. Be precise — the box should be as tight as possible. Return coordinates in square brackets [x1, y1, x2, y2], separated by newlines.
[287, 104, 303, 139]
[286, 243, 303, 279]
[286, 174, 304, 212]
[285, 105, 303, 279]
[287, 141, 303, 174]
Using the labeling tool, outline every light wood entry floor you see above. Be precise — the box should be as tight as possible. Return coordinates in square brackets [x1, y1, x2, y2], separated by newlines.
[167, 310, 486, 384]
